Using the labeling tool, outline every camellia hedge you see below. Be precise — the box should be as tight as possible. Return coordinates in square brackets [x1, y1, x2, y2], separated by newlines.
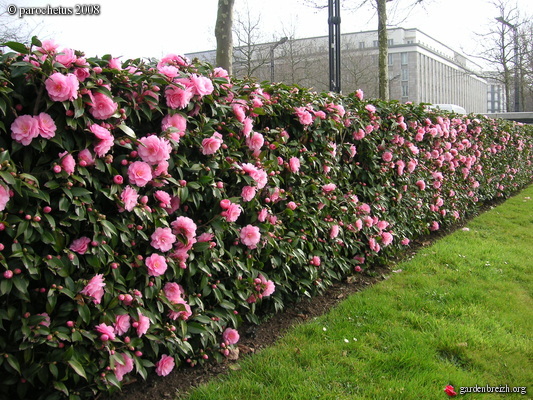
[0, 38, 531, 400]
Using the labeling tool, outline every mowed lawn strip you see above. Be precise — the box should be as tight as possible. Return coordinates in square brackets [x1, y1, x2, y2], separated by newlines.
[180, 185, 533, 400]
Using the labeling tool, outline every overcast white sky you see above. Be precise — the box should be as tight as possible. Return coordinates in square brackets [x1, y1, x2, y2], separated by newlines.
[2, 0, 530, 65]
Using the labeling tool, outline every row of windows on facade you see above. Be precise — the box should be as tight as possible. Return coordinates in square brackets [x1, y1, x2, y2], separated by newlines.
[356, 39, 415, 49]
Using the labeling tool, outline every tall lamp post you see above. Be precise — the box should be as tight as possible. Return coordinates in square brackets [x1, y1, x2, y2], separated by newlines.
[270, 37, 288, 82]
[496, 16, 520, 112]
[328, 0, 341, 93]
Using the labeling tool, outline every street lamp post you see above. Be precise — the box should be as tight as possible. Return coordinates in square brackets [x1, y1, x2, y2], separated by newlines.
[496, 16, 520, 112]
[270, 37, 288, 82]
[328, 0, 341, 93]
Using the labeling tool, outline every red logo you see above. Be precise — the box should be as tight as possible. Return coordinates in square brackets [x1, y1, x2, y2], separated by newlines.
[444, 385, 457, 397]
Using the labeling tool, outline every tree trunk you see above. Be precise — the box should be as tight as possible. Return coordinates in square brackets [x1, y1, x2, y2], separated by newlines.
[215, 0, 235, 75]
[377, 0, 389, 100]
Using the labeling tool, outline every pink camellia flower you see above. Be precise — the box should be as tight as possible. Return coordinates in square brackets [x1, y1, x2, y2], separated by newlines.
[258, 208, 268, 222]
[121, 186, 139, 212]
[232, 103, 246, 122]
[259, 274, 276, 297]
[37, 39, 59, 54]
[145, 254, 168, 277]
[242, 117, 253, 136]
[201, 132, 223, 155]
[310, 256, 321, 266]
[162, 113, 187, 138]
[381, 232, 393, 246]
[88, 92, 117, 121]
[151, 227, 176, 252]
[246, 132, 264, 154]
[168, 299, 192, 320]
[59, 151, 75, 175]
[330, 224, 340, 239]
[158, 53, 187, 68]
[128, 161, 152, 187]
[136, 312, 150, 337]
[138, 135, 172, 165]
[11, 115, 40, 145]
[222, 203, 242, 222]
[78, 149, 95, 166]
[70, 236, 91, 254]
[240, 225, 261, 249]
[158, 65, 179, 79]
[287, 201, 297, 210]
[355, 89, 364, 100]
[0, 184, 10, 211]
[220, 199, 231, 210]
[190, 74, 214, 97]
[416, 180, 426, 190]
[376, 220, 389, 230]
[114, 314, 131, 336]
[95, 323, 115, 341]
[213, 67, 229, 80]
[165, 84, 194, 109]
[222, 328, 240, 345]
[114, 353, 134, 382]
[241, 186, 257, 202]
[45, 72, 79, 102]
[429, 221, 440, 231]
[197, 232, 215, 243]
[154, 190, 172, 208]
[163, 282, 183, 303]
[89, 123, 114, 157]
[80, 274, 105, 304]
[382, 151, 393, 162]
[322, 183, 337, 193]
[250, 168, 268, 189]
[401, 238, 410, 246]
[56, 48, 76, 68]
[36, 112, 56, 139]
[171, 216, 197, 242]
[294, 106, 313, 125]
[289, 157, 300, 173]
[369, 237, 381, 253]
[74, 67, 90, 82]
[353, 129, 365, 140]
[365, 104, 376, 113]
[155, 354, 175, 377]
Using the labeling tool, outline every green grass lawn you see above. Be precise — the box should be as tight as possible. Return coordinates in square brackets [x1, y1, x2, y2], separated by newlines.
[180, 186, 533, 400]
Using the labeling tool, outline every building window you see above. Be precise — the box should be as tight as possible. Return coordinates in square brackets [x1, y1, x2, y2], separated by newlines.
[388, 39, 394, 46]
[401, 68, 409, 81]
[407, 40, 414, 44]
[359, 41, 365, 49]
[401, 52, 408, 65]
[373, 40, 379, 47]
[402, 83, 409, 97]
[388, 54, 393, 65]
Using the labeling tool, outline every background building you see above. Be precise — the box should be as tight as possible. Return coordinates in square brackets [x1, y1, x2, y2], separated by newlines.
[187, 28, 489, 113]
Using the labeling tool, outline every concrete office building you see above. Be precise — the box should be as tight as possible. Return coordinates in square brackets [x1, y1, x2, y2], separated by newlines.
[186, 27, 488, 113]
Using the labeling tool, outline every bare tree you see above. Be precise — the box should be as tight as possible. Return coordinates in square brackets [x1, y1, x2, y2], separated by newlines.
[474, 0, 528, 111]
[215, 0, 236, 74]
[233, 7, 269, 78]
[0, 1, 32, 43]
